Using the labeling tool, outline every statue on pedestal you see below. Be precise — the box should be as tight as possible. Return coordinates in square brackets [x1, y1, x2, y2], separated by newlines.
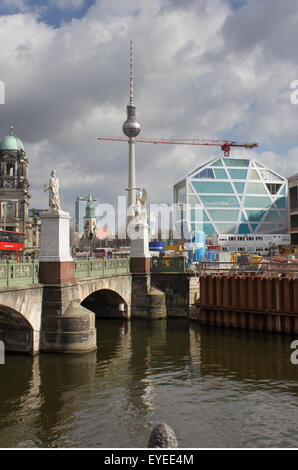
[44, 169, 61, 211]
[134, 188, 148, 225]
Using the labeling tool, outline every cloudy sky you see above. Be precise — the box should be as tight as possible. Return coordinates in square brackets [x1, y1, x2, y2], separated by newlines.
[0, 0, 298, 220]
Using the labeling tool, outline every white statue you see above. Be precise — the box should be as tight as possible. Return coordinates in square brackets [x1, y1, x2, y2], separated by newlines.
[134, 188, 148, 225]
[44, 169, 61, 211]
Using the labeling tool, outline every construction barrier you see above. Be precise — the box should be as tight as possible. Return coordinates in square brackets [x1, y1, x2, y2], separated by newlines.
[200, 274, 298, 334]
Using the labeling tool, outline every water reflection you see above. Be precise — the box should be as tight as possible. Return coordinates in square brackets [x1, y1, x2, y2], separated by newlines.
[199, 326, 298, 386]
[0, 319, 297, 448]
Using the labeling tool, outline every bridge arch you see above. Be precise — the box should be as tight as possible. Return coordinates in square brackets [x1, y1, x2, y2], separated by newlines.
[77, 275, 131, 319]
[0, 285, 43, 353]
[0, 305, 34, 353]
[82, 289, 128, 319]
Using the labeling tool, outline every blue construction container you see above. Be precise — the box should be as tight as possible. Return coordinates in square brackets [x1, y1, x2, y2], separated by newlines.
[149, 241, 166, 252]
[188, 231, 206, 262]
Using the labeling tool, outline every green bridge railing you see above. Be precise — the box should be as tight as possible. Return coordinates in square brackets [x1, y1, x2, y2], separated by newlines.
[0, 258, 131, 288]
[74, 257, 130, 279]
[0, 256, 187, 287]
[0, 261, 40, 288]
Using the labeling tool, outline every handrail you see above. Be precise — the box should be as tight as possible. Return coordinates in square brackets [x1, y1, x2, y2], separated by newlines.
[74, 257, 130, 279]
[0, 260, 40, 287]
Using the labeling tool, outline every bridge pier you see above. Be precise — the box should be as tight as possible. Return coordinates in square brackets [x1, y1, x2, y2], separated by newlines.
[130, 273, 167, 319]
[38, 209, 97, 353]
[40, 283, 97, 354]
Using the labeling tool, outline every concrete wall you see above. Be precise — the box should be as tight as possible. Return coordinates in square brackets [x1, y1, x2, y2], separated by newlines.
[151, 273, 200, 318]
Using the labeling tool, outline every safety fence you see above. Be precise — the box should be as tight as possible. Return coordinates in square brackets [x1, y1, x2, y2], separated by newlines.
[191, 261, 298, 276]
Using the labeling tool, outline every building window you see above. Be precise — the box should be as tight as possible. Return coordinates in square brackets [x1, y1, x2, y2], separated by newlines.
[177, 187, 186, 204]
[266, 183, 282, 195]
[6, 164, 14, 176]
[193, 168, 214, 179]
[200, 195, 239, 208]
[224, 158, 250, 167]
[214, 169, 228, 179]
[192, 181, 235, 194]
[227, 169, 248, 179]
[246, 182, 268, 195]
[244, 196, 271, 208]
[291, 214, 298, 229]
[290, 186, 298, 210]
[6, 203, 15, 218]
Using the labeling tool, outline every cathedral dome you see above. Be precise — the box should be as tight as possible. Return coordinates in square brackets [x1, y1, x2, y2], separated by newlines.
[0, 125, 24, 151]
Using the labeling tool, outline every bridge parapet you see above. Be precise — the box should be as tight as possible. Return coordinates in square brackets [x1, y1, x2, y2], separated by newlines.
[74, 257, 130, 279]
[0, 261, 40, 288]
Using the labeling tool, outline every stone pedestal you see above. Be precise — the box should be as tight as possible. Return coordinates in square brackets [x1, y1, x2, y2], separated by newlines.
[39, 210, 74, 284]
[130, 221, 151, 274]
[130, 257, 151, 274]
[39, 210, 97, 353]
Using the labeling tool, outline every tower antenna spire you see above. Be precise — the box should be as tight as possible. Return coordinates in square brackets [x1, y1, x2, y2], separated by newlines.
[130, 40, 134, 105]
[122, 41, 141, 226]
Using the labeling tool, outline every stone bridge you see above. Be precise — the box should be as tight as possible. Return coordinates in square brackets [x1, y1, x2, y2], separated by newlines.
[0, 257, 198, 355]
[0, 259, 132, 354]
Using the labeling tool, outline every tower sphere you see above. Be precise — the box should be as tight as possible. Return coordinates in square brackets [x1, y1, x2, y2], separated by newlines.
[122, 104, 141, 138]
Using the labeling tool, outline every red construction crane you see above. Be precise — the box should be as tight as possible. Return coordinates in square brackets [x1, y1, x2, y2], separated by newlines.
[97, 136, 258, 157]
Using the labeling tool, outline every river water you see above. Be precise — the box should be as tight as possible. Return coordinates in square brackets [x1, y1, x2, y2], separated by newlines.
[0, 319, 297, 448]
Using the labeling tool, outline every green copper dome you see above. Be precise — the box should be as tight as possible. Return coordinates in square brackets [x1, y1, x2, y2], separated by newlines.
[85, 192, 95, 218]
[0, 125, 24, 151]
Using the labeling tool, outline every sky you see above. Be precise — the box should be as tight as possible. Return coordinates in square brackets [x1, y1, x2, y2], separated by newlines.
[0, 0, 298, 220]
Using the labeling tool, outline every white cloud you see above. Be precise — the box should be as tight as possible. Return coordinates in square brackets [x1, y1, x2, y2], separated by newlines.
[0, 0, 296, 218]
[48, 0, 87, 10]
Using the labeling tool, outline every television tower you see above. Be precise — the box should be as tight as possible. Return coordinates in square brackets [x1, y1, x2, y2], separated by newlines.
[122, 41, 141, 215]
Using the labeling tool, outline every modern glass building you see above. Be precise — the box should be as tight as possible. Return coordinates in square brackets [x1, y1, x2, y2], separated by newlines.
[173, 156, 288, 239]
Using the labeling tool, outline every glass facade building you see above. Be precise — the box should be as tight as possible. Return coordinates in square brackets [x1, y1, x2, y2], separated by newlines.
[173, 156, 288, 239]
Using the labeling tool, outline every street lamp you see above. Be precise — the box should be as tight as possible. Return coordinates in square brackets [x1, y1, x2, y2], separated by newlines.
[2, 202, 6, 231]
[88, 226, 96, 258]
